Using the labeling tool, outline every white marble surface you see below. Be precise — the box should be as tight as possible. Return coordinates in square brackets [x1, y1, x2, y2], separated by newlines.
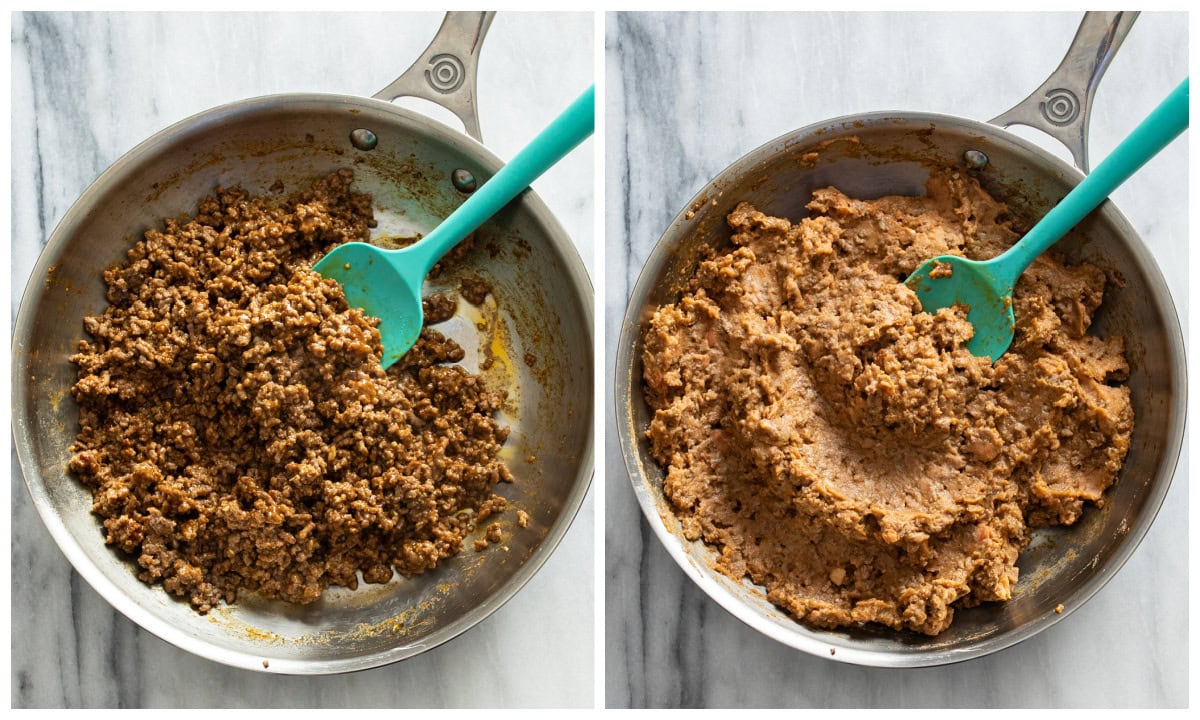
[10, 11, 594, 708]
[605, 11, 1187, 708]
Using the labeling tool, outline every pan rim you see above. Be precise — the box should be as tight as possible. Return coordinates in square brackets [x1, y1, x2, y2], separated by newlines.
[613, 109, 1185, 668]
[13, 91, 595, 674]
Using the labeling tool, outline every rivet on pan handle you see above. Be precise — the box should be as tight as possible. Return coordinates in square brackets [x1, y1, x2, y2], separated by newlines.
[990, 11, 1138, 173]
[374, 11, 495, 143]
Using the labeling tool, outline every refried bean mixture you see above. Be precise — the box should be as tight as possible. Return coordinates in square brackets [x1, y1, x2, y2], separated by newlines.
[643, 170, 1133, 635]
[69, 170, 513, 613]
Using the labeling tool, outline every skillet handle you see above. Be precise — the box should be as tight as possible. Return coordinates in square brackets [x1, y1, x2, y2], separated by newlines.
[989, 11, 1137, 173]
[373, 11, 494, 143]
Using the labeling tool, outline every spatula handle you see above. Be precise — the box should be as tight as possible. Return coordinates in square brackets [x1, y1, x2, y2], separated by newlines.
[415, 85, 596, 274]
[1000, 77, 1189, 283]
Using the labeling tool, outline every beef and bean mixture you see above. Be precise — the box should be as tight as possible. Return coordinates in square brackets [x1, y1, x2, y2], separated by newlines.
[69, 170, 513, 613]
[643, 171, 1133, 635]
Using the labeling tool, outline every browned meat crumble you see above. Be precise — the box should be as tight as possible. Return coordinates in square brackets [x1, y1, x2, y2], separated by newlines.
[68, 170, 512, 613]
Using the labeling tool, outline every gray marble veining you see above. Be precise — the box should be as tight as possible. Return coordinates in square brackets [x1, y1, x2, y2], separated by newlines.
[11, 11, 594, 708]
[605, 11, 1187, 708]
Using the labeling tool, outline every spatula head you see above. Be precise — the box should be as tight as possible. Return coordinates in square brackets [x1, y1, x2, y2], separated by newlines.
[905, 255, 1015, 361]
[313, 241, 424, 369]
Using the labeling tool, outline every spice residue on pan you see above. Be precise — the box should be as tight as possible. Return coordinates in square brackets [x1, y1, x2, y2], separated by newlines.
[642, 169, 1132, 636]
[68, 169, 519, 614]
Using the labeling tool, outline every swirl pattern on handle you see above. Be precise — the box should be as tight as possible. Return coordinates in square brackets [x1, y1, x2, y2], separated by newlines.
[1040, 88, 1081, 126]
[425, 53, 465, 94]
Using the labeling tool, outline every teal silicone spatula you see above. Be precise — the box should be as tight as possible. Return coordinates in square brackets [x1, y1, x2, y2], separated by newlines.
[906, 77, 1188, 361]
[314, 84, 595, 368]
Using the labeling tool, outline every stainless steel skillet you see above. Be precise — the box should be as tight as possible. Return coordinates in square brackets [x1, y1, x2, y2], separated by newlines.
[13, 11, 594, 674]
[615, 11, 1184, 667]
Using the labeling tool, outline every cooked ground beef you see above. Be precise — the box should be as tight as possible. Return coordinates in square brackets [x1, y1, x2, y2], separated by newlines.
[68, 169, 512, 614]
[643, 171, 1133, 636]
[459, 275, 492, 306]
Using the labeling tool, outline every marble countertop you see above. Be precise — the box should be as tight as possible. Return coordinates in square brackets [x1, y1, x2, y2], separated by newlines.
[10, 11, 594, 708]
[605, 11, 1187, 708]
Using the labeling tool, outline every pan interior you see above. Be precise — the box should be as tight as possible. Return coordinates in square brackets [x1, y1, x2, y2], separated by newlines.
[619, 114, 1183, 665]
[14, 95, 593, 672]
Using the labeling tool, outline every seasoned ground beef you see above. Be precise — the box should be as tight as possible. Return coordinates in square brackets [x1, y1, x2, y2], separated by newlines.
[643, 171, 1133, 636]
[68, 170, 513, 613]
[459, 276, 492, 306]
